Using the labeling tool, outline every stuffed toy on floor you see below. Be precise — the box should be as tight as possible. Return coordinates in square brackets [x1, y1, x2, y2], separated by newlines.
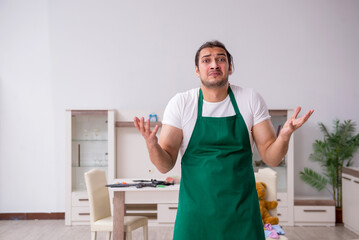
[256, 182, 279, 225]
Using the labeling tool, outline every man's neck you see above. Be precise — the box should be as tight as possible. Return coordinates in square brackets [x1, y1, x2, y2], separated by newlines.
[201, 83, 229, 102]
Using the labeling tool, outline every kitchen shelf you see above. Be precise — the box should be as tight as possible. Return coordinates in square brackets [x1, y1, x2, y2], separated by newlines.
[115, 121, 162, 128]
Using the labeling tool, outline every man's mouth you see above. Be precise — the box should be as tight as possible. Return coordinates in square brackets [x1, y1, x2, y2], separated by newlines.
[209, 71, 221, 77]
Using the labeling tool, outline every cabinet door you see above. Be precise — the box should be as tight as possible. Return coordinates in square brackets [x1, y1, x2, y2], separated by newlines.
[277, 192, 288, 207]
[71, 112, 109, 191]
[342, 174, 351, 225]
[277, 207, 288, 222]
[353, 177, 359, 232]
[342, 174, 359, 231]
[158, 204, 178, 223]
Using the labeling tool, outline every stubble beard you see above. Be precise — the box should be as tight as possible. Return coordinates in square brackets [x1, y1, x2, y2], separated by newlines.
[200, 76, 228, 89]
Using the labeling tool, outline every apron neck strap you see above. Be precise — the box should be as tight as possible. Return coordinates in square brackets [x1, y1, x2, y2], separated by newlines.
[198, 89, 203, 119]
[198, 86, 240, 118]
[228, 86, 240, 115]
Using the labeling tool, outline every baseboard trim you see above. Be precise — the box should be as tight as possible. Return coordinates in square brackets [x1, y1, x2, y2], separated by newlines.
[0, 212, 65, 220]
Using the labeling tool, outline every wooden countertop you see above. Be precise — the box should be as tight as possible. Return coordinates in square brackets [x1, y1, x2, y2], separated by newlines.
[294, 196, 335, 206]
[342, 167, 359, 178]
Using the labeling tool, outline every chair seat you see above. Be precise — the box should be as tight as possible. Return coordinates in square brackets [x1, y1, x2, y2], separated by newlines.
[91, 215, 148, 233]
[92, 216, 113, 232]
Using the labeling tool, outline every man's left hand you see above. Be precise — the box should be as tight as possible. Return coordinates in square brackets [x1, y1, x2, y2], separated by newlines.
[279, 107, 314, 141]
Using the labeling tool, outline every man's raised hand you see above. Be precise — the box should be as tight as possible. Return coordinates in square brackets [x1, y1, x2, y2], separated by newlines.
[133, 117, 160, 147]
[279, 107, 314, 140]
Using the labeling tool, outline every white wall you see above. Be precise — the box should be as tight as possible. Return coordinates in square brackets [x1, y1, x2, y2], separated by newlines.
[0, 0, 57, 212]
[1, 0, 359, 212]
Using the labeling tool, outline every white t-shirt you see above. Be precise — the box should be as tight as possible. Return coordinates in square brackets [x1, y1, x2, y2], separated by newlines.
[162, 85, 271, 157]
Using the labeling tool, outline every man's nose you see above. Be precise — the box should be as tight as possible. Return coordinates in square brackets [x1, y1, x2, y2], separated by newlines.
[210, 60, 219, 69]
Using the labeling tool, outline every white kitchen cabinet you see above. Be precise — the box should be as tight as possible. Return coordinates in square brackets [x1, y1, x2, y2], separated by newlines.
[342, 167, 359, 235]
[65, 110, 116, 225]
[294, 197, 335, 226]
[294, 206, 335, 226]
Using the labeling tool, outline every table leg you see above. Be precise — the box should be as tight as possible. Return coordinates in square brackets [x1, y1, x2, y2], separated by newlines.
[113, 191, 125, 240]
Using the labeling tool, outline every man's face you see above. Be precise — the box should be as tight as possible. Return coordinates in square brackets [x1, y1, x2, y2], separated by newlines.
[195, 47, 232, 89]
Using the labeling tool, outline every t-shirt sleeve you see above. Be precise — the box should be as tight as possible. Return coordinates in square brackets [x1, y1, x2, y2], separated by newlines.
[251, 89, 271, 126]
[162, 94, 183, 130]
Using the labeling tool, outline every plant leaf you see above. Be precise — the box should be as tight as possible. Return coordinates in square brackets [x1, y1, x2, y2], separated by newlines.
[319, 122, 331, 139]
[300, 168, 328, 191]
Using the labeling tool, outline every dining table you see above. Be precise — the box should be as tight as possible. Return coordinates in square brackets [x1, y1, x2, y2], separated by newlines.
[109, 179, 180, 240]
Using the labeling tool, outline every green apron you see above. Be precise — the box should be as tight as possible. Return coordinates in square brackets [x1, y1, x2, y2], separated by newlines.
[173, 86, 265, 240]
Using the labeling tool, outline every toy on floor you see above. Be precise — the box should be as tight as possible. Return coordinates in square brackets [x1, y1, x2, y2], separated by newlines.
[256, 182, 279, 225]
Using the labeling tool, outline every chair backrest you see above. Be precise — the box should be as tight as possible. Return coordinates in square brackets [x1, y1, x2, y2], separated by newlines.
[84, 169, 112, 223]
[254, 167, 278, 216]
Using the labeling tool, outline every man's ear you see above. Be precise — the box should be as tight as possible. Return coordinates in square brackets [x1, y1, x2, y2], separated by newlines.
[195, 66, 200, 77]
[229, 64, 233, 75]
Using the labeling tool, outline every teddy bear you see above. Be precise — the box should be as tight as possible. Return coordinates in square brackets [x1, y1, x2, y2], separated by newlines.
[256, 182, 279, 225]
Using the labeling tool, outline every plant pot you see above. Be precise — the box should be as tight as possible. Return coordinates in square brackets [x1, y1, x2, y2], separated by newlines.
[336, 207, 343, 224]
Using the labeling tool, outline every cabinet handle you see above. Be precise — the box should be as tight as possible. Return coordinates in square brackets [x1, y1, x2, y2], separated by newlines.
[78, 213, 90, 216]
[277, 213, 281, 216]
[78, 144, 80, 167]
[354, 180, 359, 184]
[343, 177, 352, 181]
[168, 207, 178, 210]
[78, 198, 89, 202]
[303, 209, 326, 213]
[277, 199, 281, 201]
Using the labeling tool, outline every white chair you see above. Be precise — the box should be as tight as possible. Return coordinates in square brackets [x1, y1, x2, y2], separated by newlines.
[255, 168, 288, 240]
[84, 169, 148, 240]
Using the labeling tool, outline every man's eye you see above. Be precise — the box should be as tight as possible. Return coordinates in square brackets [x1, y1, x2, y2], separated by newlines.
[203, 59, 210, 63]
[218, 58, 226, 62]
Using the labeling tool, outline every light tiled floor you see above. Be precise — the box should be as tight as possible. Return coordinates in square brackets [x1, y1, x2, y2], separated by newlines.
[0, 220, 358, 240]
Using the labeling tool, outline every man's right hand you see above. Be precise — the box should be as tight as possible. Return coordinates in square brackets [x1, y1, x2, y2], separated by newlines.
[133, 117, 160, 148]
[133, 117, 183, 174]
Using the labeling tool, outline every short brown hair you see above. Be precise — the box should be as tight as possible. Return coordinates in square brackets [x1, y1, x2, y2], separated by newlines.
[195, 40, 233, 70]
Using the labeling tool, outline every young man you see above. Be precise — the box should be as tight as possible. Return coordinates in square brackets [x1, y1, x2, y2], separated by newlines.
[134, 41, 313, 239]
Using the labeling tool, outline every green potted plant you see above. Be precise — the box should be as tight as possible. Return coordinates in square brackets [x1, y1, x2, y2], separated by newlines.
[300, 119, 359, 223]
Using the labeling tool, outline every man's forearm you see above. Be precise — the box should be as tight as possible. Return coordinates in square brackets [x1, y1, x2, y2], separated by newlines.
[147, 143, 175, 174]
[262, 135, 290, 167]
[253, 108, 313, 167]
